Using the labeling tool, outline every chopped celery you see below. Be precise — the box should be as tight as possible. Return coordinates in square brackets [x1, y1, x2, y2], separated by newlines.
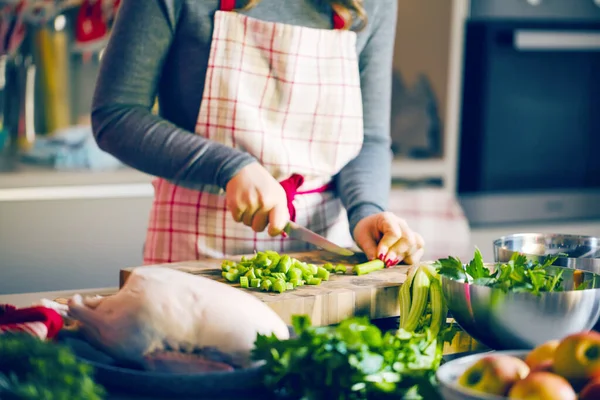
[353, 260, 385, 276]
[322, 263, 335, 272]
[287, 268, 303, 281]
[286, 282, 294, 291]
[276, 255, 292, 274]
[308, 264, 319, 275]
[260, 280, 273, 292]
[317, 267, 330, 281]
[224, 271, 240, 282]
[273, 280, 287, 293]
[239, 276, 249, 288]
[307, 277, 322, 285]
[335, 264, 347, 274]
[250, 278, 261, 288]
[245, 269, 257, 280]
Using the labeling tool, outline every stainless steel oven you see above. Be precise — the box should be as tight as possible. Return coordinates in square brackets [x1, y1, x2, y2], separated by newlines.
[457, 0, 600, 226]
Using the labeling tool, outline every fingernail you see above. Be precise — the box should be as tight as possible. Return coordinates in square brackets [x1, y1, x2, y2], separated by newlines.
[385, 259, 393, 268]
[387, 252, 397, 263]
[281, 232, 288, 238]
[378, 253, 384, 261]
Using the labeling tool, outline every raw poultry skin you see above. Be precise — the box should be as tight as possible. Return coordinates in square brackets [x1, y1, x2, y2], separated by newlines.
[67, 267, 290, 373]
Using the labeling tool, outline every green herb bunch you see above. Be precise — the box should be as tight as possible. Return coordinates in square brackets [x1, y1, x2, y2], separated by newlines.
[0, 332, 105, 400]
[252, 315, 442, 400]
[436, 248, 568, 295]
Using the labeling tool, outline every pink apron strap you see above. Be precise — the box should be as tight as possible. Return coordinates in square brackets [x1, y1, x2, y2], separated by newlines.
[219, 0, 345, 30]
[220, 0, 236, 11]
[279, 174, 334, 222]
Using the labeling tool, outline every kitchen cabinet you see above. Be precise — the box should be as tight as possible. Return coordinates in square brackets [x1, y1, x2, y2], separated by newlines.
[0, 195, 153, 294]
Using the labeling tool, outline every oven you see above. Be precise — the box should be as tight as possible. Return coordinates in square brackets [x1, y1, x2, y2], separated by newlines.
[457, 0, 600, 226]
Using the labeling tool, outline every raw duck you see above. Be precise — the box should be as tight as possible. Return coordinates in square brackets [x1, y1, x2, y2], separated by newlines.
[67, 267, 290, 373]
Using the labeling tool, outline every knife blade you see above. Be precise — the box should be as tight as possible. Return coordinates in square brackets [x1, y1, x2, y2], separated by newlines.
[284, 221, 355, 256]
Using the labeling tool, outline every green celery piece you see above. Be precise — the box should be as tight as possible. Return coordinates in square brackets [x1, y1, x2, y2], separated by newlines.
[250, 278, 261, 288]
[286, 282, 294, 291]
[317, 267, 330, 281]
[260, 280, 272, 292]
[353, 259, 385, 276]
[335, 264, 347, 274]
[307, 277, 322, 285]
[273, 280, 287, 293]
[276, 255, 292, 273]
[322, 263, 335, 272]
[239, 276, 249, 288]
[245, 268, 257, 280]
[224, 271, 239, 282]
[287, 267, 303, 281]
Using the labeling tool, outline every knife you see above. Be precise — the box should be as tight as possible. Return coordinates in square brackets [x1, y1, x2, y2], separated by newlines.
[284, 221, 355, 256]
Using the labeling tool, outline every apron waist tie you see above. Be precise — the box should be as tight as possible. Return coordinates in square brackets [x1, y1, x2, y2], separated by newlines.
[279, 174, 334, 222]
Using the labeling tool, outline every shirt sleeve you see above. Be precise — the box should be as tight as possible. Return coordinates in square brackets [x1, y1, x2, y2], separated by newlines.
[91, 0, 257, 189]
[335, 0, 397, 238]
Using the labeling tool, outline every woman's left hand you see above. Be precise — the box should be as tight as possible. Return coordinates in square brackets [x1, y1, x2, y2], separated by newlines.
[353, 212, 425, 267]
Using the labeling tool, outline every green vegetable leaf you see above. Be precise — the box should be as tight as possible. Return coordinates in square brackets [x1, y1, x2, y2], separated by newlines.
[465, 248, 488, 280]
[252, 315, 442, 400]
[0, 333, 105, 400]
[435, 257, 467, 282]
[436, 249, 568, 295]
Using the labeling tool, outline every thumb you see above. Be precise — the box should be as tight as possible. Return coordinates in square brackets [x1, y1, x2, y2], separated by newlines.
[267, 204, 290, 237]
[354, 229, 379, 261]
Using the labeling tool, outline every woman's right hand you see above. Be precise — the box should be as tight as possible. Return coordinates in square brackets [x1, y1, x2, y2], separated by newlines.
[225, 162, 290, 236]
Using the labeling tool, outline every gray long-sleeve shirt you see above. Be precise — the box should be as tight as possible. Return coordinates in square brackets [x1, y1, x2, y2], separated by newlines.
[91, 0, 396, 237]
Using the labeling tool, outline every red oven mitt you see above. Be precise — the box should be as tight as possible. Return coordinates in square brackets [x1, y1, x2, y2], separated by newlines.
[0, 304, 64, 340]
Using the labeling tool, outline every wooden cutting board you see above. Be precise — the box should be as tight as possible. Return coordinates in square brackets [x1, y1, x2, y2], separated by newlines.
[120, 250, 412, 327]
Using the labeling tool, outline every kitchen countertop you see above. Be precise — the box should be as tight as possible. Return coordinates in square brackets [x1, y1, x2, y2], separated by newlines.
[0, 165, 154, 201]
[0, 287, 117, 307]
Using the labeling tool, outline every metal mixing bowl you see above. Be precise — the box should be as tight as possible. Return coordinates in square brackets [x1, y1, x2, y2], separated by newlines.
[442, 264, 600, 350]
[493, 233, 600, 274]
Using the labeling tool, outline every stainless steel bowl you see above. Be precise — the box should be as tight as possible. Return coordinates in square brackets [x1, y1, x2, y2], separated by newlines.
[493, 233, 600, 274]
[437, 350, 528, 400]
[442, 265, 600, 350]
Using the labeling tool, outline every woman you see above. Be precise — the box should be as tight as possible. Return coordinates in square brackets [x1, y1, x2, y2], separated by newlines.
[91, 0, 425, 266]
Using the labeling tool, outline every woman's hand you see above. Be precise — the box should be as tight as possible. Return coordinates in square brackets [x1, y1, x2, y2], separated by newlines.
[353, 212, 425, 267]
[225, 162, 289, 236]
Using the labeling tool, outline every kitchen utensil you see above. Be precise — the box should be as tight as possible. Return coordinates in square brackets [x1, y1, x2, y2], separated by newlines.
[436, 350, 528, 400]
[120, 250, 410, 327]
[284, 221, 354, 256]
[441, 264, 600, 350]
[494, 233, 600, 274]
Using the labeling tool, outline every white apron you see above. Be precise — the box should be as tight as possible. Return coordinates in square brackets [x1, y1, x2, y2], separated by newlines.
[143, 0, 364, 264]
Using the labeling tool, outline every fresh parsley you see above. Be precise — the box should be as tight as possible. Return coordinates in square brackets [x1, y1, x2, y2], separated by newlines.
[436, 248, 569, 295]
[251, 315, 443, 400]
[0, 332, 105, 400]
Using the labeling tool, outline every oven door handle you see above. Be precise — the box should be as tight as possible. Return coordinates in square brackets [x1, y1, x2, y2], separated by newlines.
[514, 30, 600, 51]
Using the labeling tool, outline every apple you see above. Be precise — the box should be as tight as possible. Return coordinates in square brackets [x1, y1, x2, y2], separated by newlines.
[458, 354, 530, 396]
[525, 340, 559, 371]
[553, 331, 600, 387]
[508, 372, 576, 400]
[580, 376, 600, 400]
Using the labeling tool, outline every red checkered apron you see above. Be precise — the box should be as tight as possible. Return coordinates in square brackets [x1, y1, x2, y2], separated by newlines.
[143, 0, 364, 263]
